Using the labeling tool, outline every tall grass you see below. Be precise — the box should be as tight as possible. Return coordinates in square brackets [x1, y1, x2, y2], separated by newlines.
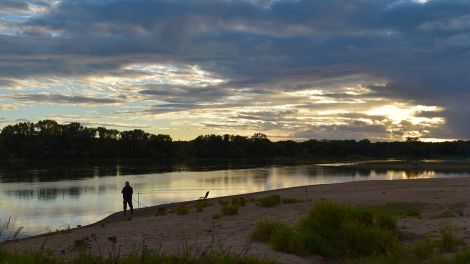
[0, 248, 279, 264]
[0, 217, 23, 242]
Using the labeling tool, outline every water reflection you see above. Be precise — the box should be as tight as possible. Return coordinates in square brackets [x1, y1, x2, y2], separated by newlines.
[1, 162, 470, 241]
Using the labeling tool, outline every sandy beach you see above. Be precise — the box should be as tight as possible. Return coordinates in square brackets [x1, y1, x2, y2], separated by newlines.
[5, 176, 470, 264]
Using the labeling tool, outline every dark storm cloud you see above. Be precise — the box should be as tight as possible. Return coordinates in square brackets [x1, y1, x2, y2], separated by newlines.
[10, 94, 123, 105]
[2, 0, 470, 138]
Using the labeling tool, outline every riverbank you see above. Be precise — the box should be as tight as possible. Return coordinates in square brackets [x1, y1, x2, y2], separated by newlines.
[5, 177, 470, 264]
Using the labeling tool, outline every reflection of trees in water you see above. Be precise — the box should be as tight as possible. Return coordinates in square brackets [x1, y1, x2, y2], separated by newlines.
[38, 188, 58, 200]
[200, 169, 270, 185]
[305, 166, 370, 178]
[0, 160, 279, 183]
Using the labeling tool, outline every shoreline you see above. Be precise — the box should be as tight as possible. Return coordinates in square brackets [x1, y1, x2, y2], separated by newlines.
[5, 176, 470, 263]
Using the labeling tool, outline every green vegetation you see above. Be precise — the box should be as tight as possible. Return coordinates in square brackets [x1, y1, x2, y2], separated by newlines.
[155, 207, 167, 216]
[348, 231, 466, 264]
[282, 197, 303, 204]
[231, 197, 246, 206]
[256, 195, 281, 208]
[212, 213, 221, 219]
[369, 202, 421, 217]
[172, 206, 189, 215]
[253, 201, 468, 263]
[253, 201, 400, 257]
[221, 204, 239, 216]
[0, 248, 278, 264]
[196, 200, 211, 212]
[3, 120, 470, 160]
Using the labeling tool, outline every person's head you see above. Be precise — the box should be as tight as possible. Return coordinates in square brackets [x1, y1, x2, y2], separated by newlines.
[125, 181, 130, 186]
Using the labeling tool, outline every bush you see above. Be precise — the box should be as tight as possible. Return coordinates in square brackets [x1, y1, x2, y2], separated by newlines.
[221, 204, 239, 216]
[253, 201, 400, 258]
[256, 195, 281, 208]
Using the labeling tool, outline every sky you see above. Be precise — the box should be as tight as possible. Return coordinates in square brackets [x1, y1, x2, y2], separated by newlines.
[0, 0, 469, 141]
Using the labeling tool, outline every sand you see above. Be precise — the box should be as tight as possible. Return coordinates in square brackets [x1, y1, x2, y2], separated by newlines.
[5, 177, 470, 264]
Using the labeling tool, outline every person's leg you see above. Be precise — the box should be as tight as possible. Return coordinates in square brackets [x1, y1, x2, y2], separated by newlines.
[129, 200, 133, 214]
[123, 200, 127, 215]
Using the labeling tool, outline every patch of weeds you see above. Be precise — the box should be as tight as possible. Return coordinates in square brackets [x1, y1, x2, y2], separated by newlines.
[0, 217, 23, 242]
[247, 198, 256, 203]
[282, 197, 303, 204]
[439, 226, 464, 252]
[173, 206, 189, 216]
[0, 248, 279, 264]
[231, 196, 246, 206]
[256, 195, 281, 208]
[221, 204, 239, 216]
[212, 213, 221, 219]
[196, 200, 211, 212]
[219, 200, 229, 206]
[410, 238, 439, 259]
[370, 202, 421, 217]
[155, 207, 167, 216]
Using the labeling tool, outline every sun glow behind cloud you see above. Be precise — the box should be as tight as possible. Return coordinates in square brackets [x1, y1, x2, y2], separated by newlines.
[2, 0, 468, 141]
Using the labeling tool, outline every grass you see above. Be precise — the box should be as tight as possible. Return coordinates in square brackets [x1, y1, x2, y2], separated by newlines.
[0, 217, 23, 242]
[196, 200, 211, 212]
[231, 197, 246, 206]
[282, 197, 303, 204]
[256, 195, 281, 208]
[221, 204, 239, 216]
[369, 202, 421, 218]
[439, 226, 464, 252]
[212, 213, 221, 219]
[252, 201, 415, 258]
[0, 248, 279, 264]
[155, 207, 167, 216]
[173, 206, 189, 215]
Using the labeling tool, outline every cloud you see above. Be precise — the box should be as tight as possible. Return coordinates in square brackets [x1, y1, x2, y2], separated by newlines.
[9, 93, 123, 105]
[1, 0, 469, 140]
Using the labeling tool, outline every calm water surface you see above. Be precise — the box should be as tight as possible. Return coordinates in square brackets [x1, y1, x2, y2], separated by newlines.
[1, 161, 469, 240]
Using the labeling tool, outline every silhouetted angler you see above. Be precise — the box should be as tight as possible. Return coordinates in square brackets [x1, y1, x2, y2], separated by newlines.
[121, 181, 133, 215]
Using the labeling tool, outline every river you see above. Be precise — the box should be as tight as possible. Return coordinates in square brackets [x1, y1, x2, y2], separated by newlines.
[1, 160, 469, 241]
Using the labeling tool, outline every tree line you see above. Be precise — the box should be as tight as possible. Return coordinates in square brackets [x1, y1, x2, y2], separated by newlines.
[1, 120, 470, 159]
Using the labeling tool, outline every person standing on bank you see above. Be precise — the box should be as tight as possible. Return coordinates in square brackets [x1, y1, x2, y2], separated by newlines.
[121, 181, 133, 215]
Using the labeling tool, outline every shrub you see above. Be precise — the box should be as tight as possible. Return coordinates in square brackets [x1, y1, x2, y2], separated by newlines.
[256, 195, 281, 208]
[253, 201, 400, 258]
[221, 204, 239, 216]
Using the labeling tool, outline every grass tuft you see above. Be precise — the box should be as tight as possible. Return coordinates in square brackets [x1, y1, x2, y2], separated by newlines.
[221, 204, 239, 216]
[282, 197, 303, 204]
[256, 195, 281, 208]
